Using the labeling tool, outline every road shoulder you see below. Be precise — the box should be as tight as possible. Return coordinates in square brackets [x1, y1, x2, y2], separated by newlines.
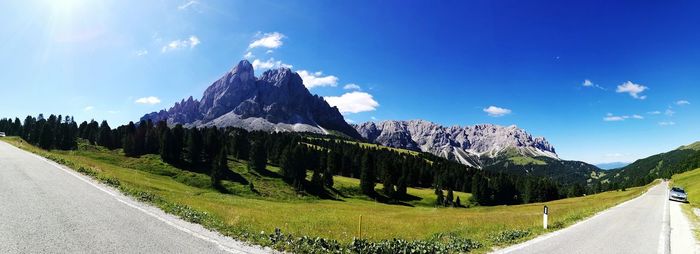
[670, 200, 700, 253]
[490, 182, 663, 254]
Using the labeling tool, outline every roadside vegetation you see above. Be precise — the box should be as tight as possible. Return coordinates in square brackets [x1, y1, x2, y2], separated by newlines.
[671, 167, 700, 239]
[1, 136, 655, 253]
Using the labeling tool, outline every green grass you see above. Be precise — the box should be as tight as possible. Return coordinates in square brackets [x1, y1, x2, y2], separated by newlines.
[671, 167, 700, 240]
[306, 137, 420, 156]
[678, 141, 700, 151]
[1, 136, 657, 253]
[507, 156, 546, 166]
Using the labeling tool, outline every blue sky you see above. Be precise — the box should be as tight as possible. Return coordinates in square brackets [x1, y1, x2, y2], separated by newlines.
[1, 0, 699, 164]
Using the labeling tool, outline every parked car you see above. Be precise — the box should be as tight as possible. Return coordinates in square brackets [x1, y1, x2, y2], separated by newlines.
[0, 132, 5, 137]
[669, 187, 688, 202]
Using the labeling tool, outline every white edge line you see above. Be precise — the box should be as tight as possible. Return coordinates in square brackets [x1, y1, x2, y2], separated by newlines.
[491, 182, 663, 254]
[13, 144, 256, 254]
[658, 191, 669, 254]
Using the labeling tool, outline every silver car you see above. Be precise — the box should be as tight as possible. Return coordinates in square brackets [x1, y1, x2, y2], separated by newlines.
[0, 132, 5, 137]
[669, 187, 688, 202]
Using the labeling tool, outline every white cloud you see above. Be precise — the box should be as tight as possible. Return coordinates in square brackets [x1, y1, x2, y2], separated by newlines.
[83, 106, 94, 112]
[603, 113, 644, 122]
[583, 79, 593, 87]
[582, 79, 605, 90]
[297, 70, 338, 88]
[665, 108, 675, 116]
[178, 0, 199, 10]
[161, 36, 200, 53]
[603, 114, 625, 122]
[135, 49, 148, 56]
[647, 111, 661, 115]
[616, 81, 648, 99]
[248, 32, 285, 49]
[659, 121, 676, 126]
[483, 106, 512, 117]
[266, 50, 274, 54]
[676, 100, 690, 106]
[135, 96, 161, 105]
[345, 118, 355, 123]
[243, 52, 254, 59]
[251, 58, 292, 71]
[343, 83, 361, 90]
[324, 92, 379, 114]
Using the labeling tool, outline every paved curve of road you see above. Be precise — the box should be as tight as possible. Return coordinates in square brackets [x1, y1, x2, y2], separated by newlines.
[494, 181, 698, 254]
[0, 140, 270, 254]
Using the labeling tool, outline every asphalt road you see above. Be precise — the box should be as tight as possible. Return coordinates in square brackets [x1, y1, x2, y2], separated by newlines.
[0, 140, 270, 254]
[494, 181, 698, 254]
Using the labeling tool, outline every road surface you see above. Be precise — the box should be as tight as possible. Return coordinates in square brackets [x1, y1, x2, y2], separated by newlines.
[0, 140, 270, 254]
[494, 181, 698, 254]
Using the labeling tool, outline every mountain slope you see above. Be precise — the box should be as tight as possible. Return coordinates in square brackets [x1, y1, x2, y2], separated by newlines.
[354, 120, 558, 168]
[354, 120, 602, 184]
[141, 60, 361, 139]
[595, 162, 630, 170]
[602, 141, 700, 186]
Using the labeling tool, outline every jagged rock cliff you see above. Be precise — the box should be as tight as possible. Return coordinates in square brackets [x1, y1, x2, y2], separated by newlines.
[141, 60, 360, 139]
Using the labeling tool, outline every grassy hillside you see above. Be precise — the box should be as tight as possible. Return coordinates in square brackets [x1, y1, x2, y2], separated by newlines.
[670, 167, 700, 239]
[604, 143, 700, 187]
[1, 136, 656, 253]
[484, 156, 601, 185]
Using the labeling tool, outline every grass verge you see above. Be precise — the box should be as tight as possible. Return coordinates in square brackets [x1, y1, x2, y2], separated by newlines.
[671, 167, 700, 240]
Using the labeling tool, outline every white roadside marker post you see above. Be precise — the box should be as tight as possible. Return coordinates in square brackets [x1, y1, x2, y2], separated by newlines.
[543, 205, 549, 229]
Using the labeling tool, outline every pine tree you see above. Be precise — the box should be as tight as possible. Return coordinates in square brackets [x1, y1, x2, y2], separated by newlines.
[211, 146, 228, 189]
[381, 161, 395, 198]
[360, 152, 376, 195]
[39, 120, 54, 149]
[435, 186, 444, 206]
[323, 158, 335, 188]
[248, 139, 267, 172]
[171, 124, 184, 162]
[186, 128, 203, 166]
[159, 128, 176, 163]
[97, 120, 112, 149]
[446, 188, 454, 207]
[395, 176, 408, 198]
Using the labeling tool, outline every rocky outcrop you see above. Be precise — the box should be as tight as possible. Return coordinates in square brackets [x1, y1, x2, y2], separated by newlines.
[141, 60, 360, 139]
[354, 120, 558, 168]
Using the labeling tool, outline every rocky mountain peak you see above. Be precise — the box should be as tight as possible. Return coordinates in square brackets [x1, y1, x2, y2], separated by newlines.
[140, 59, 361, 139]
[354, 120, 558, 168]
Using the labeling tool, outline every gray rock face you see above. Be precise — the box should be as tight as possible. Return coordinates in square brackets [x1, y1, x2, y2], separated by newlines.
[141, 60, 360, 139]
[354, 120, 558, 168]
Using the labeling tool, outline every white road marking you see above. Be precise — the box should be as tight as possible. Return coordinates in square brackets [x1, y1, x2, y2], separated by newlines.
[492, 184, 660, 254]
[11, 144, 260, 254]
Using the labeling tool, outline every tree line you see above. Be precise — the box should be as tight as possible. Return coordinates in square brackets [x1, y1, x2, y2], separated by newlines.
[1, 114, 595, 206]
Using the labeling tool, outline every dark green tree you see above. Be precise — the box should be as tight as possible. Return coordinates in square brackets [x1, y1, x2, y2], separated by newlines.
[360, 152, 376, 195]
[211, 146, 228, 189]
[248, 139, 267, 172]
[186, 128, 203, 166]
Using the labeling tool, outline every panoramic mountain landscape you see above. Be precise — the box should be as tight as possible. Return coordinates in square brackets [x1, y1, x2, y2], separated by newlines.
[1, 1, 700, 253]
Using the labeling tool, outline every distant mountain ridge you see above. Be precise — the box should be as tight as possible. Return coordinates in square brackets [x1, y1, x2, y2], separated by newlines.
[602, 141, 700, 186]
[595, 162, 630, 170]
[354, 120, 602, 184]
[353, 120, 558, 168]
[141, 60, 361, 139]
